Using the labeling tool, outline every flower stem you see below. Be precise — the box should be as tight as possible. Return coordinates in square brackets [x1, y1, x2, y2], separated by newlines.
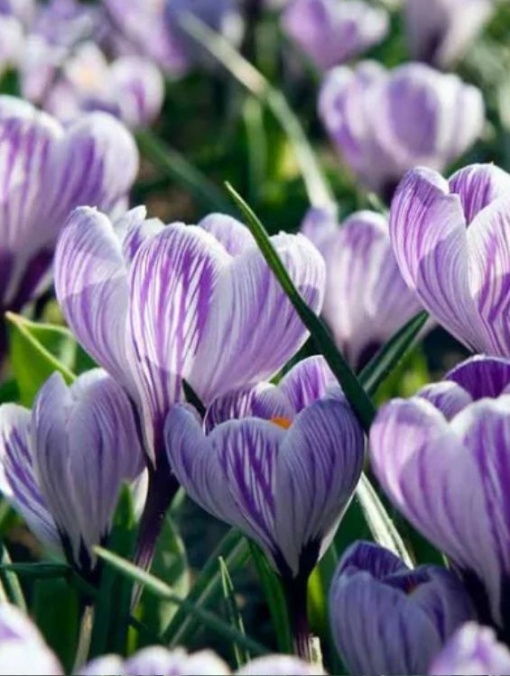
[283, 576, 312, 662]
[73, 605, 94, 672]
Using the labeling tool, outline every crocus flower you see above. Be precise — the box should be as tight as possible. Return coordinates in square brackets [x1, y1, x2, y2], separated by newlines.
[319, 61, 484, 200]
[430, 622, 510, 675]
[39, 41, 164, 128]
[282, 0, 388, 71]
[0, 603, 325, 676]
[405, 0, 495, 69]
[55, 209, 325, 465]
[0, 96, 138, 349]
[301, 208, 422, 370]
[389, 163, 510, 357]
[329, 542, 474, 676]
[370, 390, 510, 629]
[0, 370, 146, 579]
[33, 0, 103, 48]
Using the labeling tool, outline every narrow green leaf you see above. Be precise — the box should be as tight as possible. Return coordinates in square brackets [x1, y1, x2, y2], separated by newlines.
[225, 184, 376, 432]
[95, 546, 268, 656]
[6, 313, 76, 406]
[0, 543, 26, 610]
[135, 129, 234, 214]
[219, 557, 249, 668]
[0, 562, 70, 579]
[181, 15, 335, 209]
[359, 311, 429, 396]
[182, 379, 206, 418]
[249, 542, 293, 655]
[89, 487, 137, 658]
[356, 474, 414, 567]
[165, 528, 249, 647]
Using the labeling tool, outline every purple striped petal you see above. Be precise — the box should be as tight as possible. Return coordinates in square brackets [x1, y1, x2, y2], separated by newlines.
[417, 382, 472, 420]
[111, 55, 165, 128]
[54, 207, 135, 398]
[430, 623, 510, 675]
[449, 164, 510, 225]
[389, 167, 482, 350]
[370, 396, 510, 626]
[0, 405, 60, 552]
[189, 232, 325, 404]
[32, 370, 146, 572]
[198, 214, 254, 256]
[275, 397, 364, 576]
[330, 541, 474, 676]
[446, 355, 510, 400]
[0, 604, 63, 676]
[205, 384, 292, 432]
[278, 356, 336, 413]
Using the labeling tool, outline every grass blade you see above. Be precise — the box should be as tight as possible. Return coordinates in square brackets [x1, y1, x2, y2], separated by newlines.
[136, 129, 234, 215]
[359, 312, 429, 396]
[0, 544, 26, 610]
[219, 557, 249, 667]
[226, 183, 376, 431]
[181, 14, 335, 209]
[95, 546, 268, 656]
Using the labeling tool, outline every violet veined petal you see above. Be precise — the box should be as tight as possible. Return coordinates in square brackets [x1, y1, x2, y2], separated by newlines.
[416, 381, 472, 420]
[430, 622, 510, 675]
[278, 355, 336, 413]
[0, 404, 60, 552]
[446, 355, 510, 400]
[198, 213, 254, 256]
[389, 167, 481, 349]
[129, 225, 229, 456]
[275, 397, 364, 576]
[123, 647, 231, 676]
[117, 207, 165, 264]
[111, 55, 165, 128]
[449, 164, 510, 225]
[189, 233, 325, 403]
[0, 603, 63, 676]
[467, 196, 510, 356]
[54, 207, 136, 398]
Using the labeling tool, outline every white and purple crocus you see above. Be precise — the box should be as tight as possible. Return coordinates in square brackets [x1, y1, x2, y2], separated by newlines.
[301, 207, 423, 370]
[0, 371, 146, 581]
[329, 541, 475, 675]
[0, 96, 138, 355]
[319, 61, 484, 200]
[390, 163, 510, 358]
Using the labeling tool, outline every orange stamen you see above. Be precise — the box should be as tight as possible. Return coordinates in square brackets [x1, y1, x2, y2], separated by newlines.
[270, 416, 292, 429]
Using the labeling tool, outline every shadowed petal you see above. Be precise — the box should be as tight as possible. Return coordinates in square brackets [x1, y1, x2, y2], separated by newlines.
[278, 356, 336, 413]
[0, 404, 59, 552]
[205, 384, 292, 432]
[275, 397, 364, 576]
[446, 355, 510, 400]
[390, 167, 481, 349]
[54, 207, 135, 397]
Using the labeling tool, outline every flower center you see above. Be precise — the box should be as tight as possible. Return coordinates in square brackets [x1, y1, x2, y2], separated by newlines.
[270, 417, 292, 429]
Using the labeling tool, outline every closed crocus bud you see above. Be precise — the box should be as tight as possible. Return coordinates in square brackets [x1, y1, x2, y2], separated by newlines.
[0, 604, 63, 676]
[319, 61, 484, 201]
[417, 355, 510, 420]
[405, 0, 494, 69]
[390, 163, 510, 357]
[0, 96, 138, 355]
[370, 392, 510, 630]
[329, 542, 475, 676]
[0, 370, 146, 580]
[301, 208, 422, 370]
[430, 623, 510, 675]
[166, 375, 364, 658]
[283, 0, 388, 71]
[42, 42, 164, 128]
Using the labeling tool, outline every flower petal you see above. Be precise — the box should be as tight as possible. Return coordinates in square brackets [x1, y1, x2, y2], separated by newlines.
[275, 397, 364, 576]
[449, 164, 510, 225]
[0, 404, 59, 552]
[198, 213, 254, 256]
[389, 167, 481, 349]
[237, 655, 324, 675]
[278, 356, 337, 414]
[446, 355, 510, 400]
[417, 381, 472, 420]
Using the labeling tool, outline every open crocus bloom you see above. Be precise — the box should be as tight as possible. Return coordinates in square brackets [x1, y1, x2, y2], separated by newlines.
[0, 371, 146, 578]
[0, 95, 138, 325]
[319, 61, 484, 199]
[329, 542, 474, 676]
[55, 209, 325, 464]
[404, 0, 495, 69]
[370, 389, 510, 630]
[301, 208, 423, 369]
[166, 360, 364, 581]
[430, 622, 510, 675]
[390, 163, 510, 357]
[282, 0, 388, 72]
